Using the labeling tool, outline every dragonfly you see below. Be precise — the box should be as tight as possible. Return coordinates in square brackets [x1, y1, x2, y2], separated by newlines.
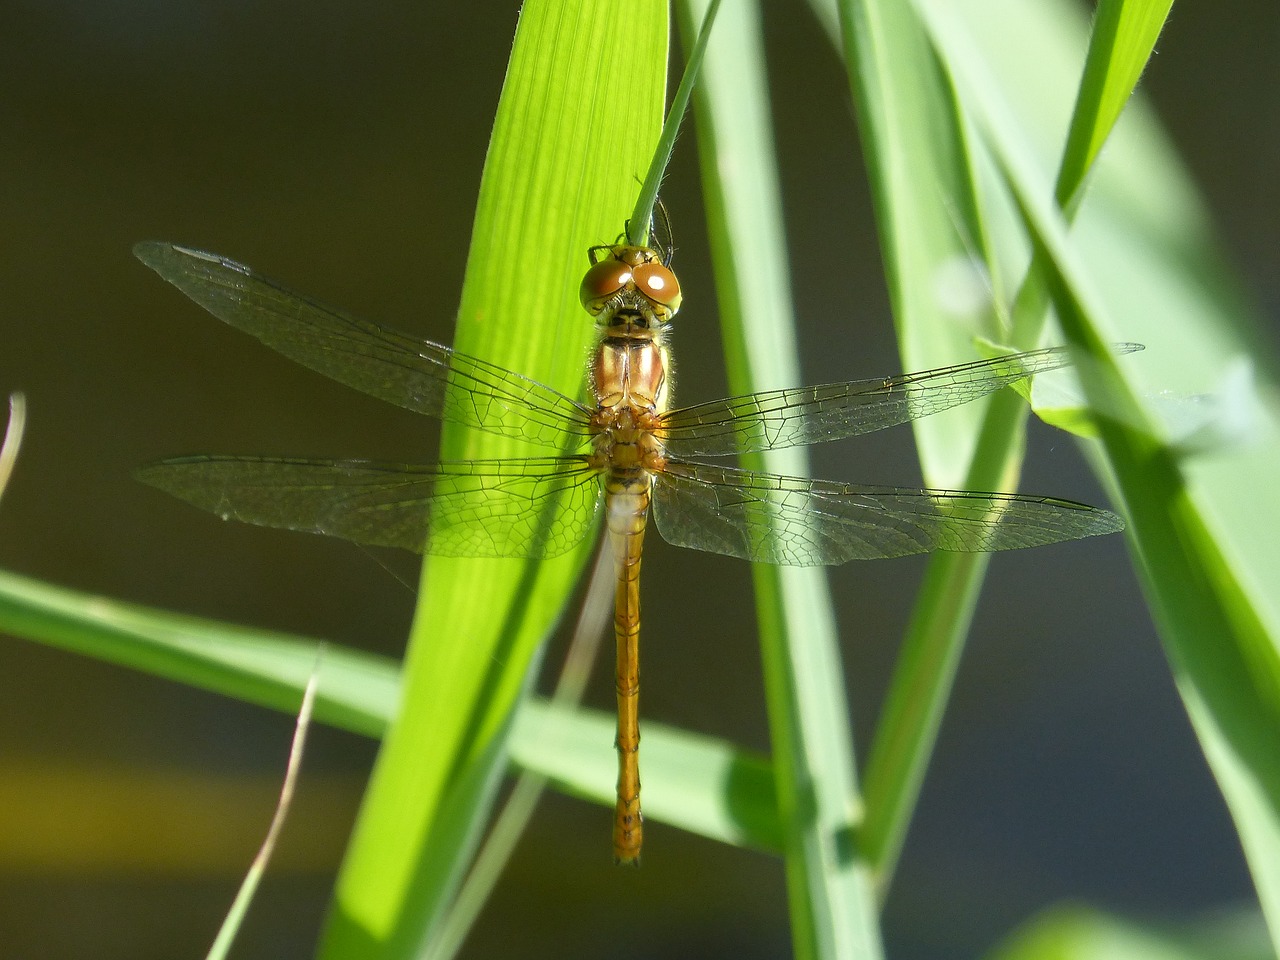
[134, 236, 1133, 865]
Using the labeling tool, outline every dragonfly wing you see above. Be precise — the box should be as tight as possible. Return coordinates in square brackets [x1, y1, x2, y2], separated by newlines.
[651, 459, 1124, 566]
[134, 243, 594, 450]
[659, 344, 1144, 457]
[136, 456, 604, 558]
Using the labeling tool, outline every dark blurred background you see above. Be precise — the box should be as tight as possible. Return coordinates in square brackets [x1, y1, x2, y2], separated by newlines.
[0, 2, 1274, 958]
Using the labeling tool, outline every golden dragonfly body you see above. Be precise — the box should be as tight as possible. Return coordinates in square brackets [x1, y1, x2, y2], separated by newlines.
[135, 239, 1128, 865]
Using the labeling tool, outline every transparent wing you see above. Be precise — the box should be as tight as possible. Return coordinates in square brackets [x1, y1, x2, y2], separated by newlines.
[658, 344, 1144, 457]
[134, 242, 594, 451]
[652, 459, 1124, 566]
[135, 455, 604, 558]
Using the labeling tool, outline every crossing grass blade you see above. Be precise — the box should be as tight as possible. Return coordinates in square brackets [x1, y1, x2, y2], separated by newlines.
[0, 565, 783, 852]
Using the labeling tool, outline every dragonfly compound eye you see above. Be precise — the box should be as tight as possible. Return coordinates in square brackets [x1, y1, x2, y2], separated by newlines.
[580, 259, 633, 315]
[631, 262, 682, 315]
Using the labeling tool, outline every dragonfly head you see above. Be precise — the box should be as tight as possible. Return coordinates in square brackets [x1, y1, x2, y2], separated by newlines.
[580, 244, 682, 330]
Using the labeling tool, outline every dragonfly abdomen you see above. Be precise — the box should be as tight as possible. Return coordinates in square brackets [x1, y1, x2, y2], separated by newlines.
[606, 483, 651, 866]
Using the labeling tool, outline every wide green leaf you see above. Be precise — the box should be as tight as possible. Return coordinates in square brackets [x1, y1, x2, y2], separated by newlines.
[319, 6, 666, 957]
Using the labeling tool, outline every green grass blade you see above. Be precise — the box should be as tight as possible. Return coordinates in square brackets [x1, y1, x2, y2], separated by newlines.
[915, 3, 1280, 945]
[630, 0, 722, 245]
[1001, 169, 1280, 958]
[678, 2, 883, 957]
[1002, 0, 1173, 368]
[816, 0, 1198, 903]
[424, 546, 610, 960]
[986, 904, 1273, 960]
[0, 564, 788, 852]
[319, 6, 667, 957]
[849, 0, 1176, 890]
[1057, 0, 1174, 214]
[510, 700, 782, 852]
[821, 0, 1010, 896]
[1003, 0, 1173, 377]
[833, 0, 997, 478]
[0, 566, 396, 737]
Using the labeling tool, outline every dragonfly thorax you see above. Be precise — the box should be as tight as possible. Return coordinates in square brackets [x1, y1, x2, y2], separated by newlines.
[590, 404, 666, 476]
